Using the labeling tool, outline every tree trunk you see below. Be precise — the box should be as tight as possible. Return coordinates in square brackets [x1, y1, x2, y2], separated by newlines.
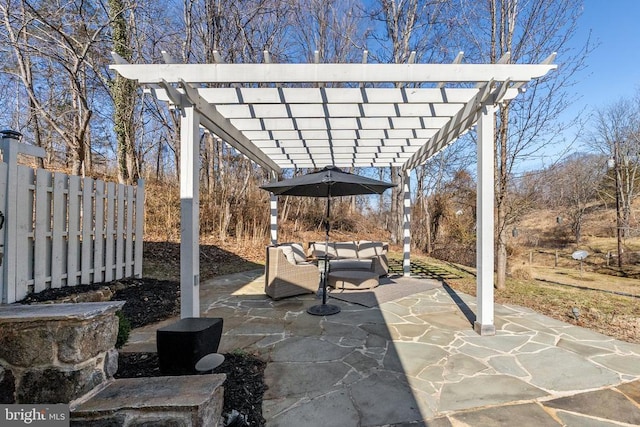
[109, 0, 138, 185]
[495, 103, 510, 290]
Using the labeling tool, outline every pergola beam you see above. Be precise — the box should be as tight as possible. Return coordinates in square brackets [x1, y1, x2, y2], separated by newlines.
[110, 63, 556, 85]
[402, 80, 498, 171]
[157, 80, 281, 173]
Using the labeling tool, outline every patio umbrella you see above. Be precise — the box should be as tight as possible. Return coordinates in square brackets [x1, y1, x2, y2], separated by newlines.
[261, 165, 394, 316]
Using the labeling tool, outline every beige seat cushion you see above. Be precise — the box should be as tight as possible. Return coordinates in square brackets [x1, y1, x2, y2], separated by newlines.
[334, 241, 358, 259]
[329, 259, 372, 271]
[309, 242, 337, 259]
[357, 241, 385, 259]
[279, 243, 307, 264]
[290, 243, 307, 263]
[279, 245, 296, 264]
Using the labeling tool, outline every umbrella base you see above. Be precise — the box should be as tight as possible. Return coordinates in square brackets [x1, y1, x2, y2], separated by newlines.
[307, 303, 341, 316]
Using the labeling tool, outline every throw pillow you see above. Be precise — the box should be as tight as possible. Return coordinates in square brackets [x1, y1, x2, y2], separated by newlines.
[291, 243, 307, 264]
[279, 245, 296, 264]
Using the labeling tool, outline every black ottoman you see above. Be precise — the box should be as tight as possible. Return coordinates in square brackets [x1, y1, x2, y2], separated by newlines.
[156, 317, 223, 375]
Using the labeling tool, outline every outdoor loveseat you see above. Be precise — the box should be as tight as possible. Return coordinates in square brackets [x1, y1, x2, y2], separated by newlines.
[264, 244, 319, 300]
[307, 240, 389, 276]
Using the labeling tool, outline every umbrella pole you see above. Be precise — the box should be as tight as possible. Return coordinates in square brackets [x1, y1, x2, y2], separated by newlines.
[307, 192, 340, 316]
[322, 197, 330, 305]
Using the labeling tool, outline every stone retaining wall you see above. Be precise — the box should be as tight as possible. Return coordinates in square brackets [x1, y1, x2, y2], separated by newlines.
[0, 301, 124, 404]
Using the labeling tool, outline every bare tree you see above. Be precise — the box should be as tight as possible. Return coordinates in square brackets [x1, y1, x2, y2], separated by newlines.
[1, 0, 115, 175]
[553, 153, 606, 243]
[588, 95, 640, 265]
[449, 0, 590, 288]
[368, 0, 450, 244]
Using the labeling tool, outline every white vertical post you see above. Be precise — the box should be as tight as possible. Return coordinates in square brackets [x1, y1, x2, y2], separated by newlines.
[180, 106, 200, 318]
[68, 176, 81, 286]
[475, 104, 496, 336]
[1, 136, 18, 303]
[94, 180, 105, 282]
[115, 183, 125, 279]
[0, 131, 45, 302]
[402, 170, 411, 276]
[51, 173, 65, 288]
[269, 170, 278, 246]
[34, 169, 51, 292]
[134, 179, 145, 278]
[124, 184, 134, 277]
[104, 182, 116, 282]
[81, 178, 94, 284]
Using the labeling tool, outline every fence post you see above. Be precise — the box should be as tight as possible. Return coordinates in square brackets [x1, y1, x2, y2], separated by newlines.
[0, 130, 45, 304]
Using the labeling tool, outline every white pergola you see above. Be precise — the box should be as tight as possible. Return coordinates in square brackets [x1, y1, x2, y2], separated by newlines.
[111, 51, 556, 335]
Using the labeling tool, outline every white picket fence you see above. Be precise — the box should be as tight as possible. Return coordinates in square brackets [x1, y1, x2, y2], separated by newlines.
[0, 135, 144, 304]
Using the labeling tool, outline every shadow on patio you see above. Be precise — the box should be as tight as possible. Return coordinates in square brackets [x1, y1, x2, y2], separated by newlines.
[124, 268, 640, 426]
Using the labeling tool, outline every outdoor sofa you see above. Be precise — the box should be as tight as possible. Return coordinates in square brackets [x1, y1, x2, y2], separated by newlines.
[264, 244, 319, 300]
[307, 240, 389, 276]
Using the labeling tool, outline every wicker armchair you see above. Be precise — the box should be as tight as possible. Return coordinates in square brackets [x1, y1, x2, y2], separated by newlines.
[265, 246, 319, 300]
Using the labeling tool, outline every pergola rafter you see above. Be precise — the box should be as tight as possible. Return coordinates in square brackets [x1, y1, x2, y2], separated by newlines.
[110, 52, 556, 335]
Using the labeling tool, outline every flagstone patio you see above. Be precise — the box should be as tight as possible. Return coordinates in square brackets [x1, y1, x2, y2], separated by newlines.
[124, 269, 640, 426]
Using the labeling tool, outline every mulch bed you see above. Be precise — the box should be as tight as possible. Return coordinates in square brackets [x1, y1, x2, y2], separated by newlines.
[18, 278, 267, 427]
[116, 351, 266, 427]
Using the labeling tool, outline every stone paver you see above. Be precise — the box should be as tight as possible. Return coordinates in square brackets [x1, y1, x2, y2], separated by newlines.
[123, 269, 640, 426]
[451, 402, 559, 427]
[544, 388, 640, 425]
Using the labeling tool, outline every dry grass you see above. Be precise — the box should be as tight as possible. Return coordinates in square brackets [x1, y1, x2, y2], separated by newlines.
[418, 255, 640, 344]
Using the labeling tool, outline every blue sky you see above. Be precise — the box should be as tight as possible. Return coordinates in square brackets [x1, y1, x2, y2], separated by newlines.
[570, 0, 640, 119]
[522, 0, 640, 170]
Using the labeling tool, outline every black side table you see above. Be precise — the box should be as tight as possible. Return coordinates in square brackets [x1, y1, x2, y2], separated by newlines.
[156, 317, 223, 375]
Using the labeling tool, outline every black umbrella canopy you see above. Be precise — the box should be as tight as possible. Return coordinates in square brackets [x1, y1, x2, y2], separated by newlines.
[260, 165, 394, 197]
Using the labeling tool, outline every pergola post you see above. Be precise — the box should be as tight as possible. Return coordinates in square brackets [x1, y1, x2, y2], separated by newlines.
[402, 170, 411, 276]
[270, 196, 278, 246]
[180, 106, 200, 318]
[270, 171, 278, 246]
[474, 103, 496, 335]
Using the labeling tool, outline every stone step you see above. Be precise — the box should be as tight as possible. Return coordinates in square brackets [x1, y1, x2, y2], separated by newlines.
[70, 374, 226, 427]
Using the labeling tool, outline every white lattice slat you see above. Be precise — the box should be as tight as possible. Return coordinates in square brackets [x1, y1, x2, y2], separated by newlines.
[0, 163, 6, 303]
[67, 176, 81, 286]
[104, 182, 116, 282]
[33, 169, 51, 292]
[94, 180, 105, 282]
[50, 173, 66, 288]
[115, 184, 125, 280]
[125, 185, 134, 277]
[15, 166, 32, 300]
[81, 178, 93, 284]
[134, 180, 145, 277]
